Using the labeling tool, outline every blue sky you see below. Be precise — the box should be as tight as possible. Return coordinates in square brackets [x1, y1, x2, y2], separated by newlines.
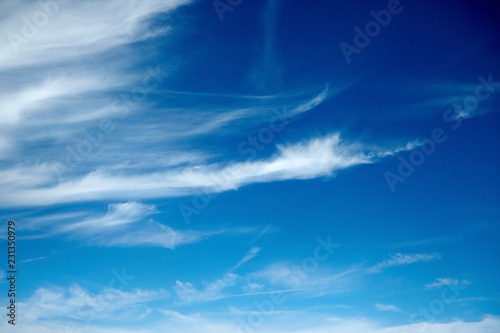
[0, 0, 499, 332]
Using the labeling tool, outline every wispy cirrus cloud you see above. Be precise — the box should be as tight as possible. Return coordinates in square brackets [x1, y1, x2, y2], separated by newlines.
[5, 295, 500, 333]
[21, 201, 156, 237]
[374, 303, 401, 312]
[0, 72, 132, 126]
[0, 0, 191, 68]
[20, 284, 169, 322]
[2, 316, 500, 333]
[425, 277, 471, 290]
[103, 218, 224, 249]
[368, 253, 441, 273]
[174, 273, 241, 304]
[0, 133, 415, 208]
[18, 256, 47, 264]
[20, 201, 244, 248]
[172, 249, 355, 305]
[58, 201, 157, 234]
[0, 2, 415, 218]
[232, 247, 261, 271]
[249, 0, 283, 89]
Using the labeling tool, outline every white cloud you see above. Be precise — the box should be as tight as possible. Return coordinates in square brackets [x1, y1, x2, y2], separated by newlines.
[233, 247, 261, 271]
[159, 309, 200, 322]
[249, 262, 357, 293]
[289, 85, 330, 116]
[0, 133, 398, 207]
[0, 1, 398, 215]
[58, 201, 157, 234]
[369, 253, 441, 273]
[0, 0, 191, 70]
[172, 252, 357, 305]
[0, 73, 130, 125]
[18, 256, 47, 264]
[20, 284, 169, 322]
[174, 273, 240, 304]
[1, 310, 500, 333]
[0, 163, 60, 188]
[1, 279, 499, 333]
[103, 219, 220, 249]
[242, 283, 265, 293]
[374, 303, 401, 312]
[425, 278, 471, 290]
[0, 1, 391, 214]
[21, 202, 237, 248]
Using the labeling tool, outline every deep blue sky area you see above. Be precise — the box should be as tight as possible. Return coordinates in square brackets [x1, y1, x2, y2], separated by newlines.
[0, 0, 499, 332]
